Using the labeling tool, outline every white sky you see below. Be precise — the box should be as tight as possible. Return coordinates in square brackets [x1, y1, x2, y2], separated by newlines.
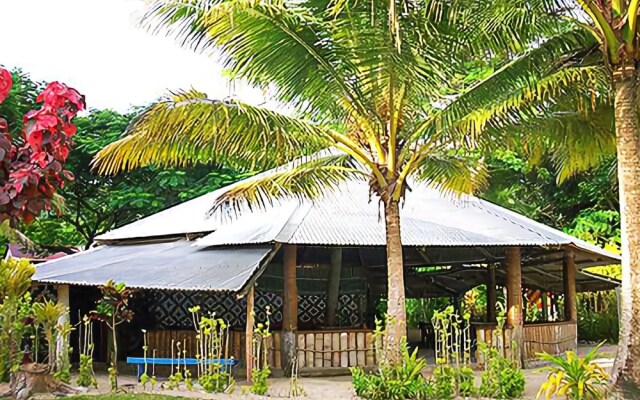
[0, 0, 262, 112]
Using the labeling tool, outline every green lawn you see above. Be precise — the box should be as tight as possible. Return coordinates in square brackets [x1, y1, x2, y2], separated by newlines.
[68, 395, 188, 400]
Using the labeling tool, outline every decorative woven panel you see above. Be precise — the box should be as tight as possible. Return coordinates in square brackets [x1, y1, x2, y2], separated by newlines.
[139, 290, 365, 330]
[298, 293, 366, 327]
[145, 290, 282, 330]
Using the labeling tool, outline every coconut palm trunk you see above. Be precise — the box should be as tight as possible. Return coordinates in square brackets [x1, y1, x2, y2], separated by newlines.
[612, 66, 640, 388]
[384, 199, 407, 358]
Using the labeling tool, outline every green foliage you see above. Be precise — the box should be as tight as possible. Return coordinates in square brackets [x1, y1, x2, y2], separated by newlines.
[77, 354, 97, 388]
[479, 345, 525, 399]
[433, 365, 456, 400]
[350, 345, 432, 400]
[0, 258, 36, 383]
[537, 343, 609, 400]
[405, 298, 450, 328]
[250, 367, 270, 395]
[93, 280, 134, 392]
[189, 305, 234, 393]
[250, 308, 272, 395]
[456, 366, 476, 398]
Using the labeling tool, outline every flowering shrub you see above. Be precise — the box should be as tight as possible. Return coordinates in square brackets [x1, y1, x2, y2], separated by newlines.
[0, 66, 84, 224]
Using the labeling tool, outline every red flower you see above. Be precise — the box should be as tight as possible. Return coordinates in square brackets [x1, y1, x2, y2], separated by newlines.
[0, 68, 12, 103]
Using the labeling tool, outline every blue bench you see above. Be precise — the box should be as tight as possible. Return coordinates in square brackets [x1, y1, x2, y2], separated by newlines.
[126, 357, 239, 381]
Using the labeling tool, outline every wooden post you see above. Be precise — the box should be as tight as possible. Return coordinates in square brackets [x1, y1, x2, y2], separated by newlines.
[326, 248, 342, 327]
[56, 284, 70, 368]
[563, 250, 578, 322]
[281, 245, 297, 376]
[245, 285, 255, 383]
[487, 265, 497, 322]
[541, 291, 549, 322]
[505, 247, 523, 366]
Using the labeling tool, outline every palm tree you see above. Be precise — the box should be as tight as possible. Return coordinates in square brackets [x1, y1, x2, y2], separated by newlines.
[431, 1, 640, 385]
[94, 0, 565, 360]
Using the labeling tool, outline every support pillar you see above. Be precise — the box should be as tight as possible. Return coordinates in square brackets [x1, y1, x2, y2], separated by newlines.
[487, 265, 497, 323]
[326, 248, 342, 327]
[56, 284, 70, 369]
[281, 245, 297, 376]
[541, 292, 549, 322]
[505, 247, 523, 366]
[245, 285, 255, 383]
[563, 250, 578, 322]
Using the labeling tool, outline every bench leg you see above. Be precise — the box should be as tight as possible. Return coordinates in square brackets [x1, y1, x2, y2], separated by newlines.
[137, 364, 143, 382]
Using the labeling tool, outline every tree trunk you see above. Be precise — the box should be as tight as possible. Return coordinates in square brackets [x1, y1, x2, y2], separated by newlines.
[384, 199, 407, 362]
[612, 65, 640, 392]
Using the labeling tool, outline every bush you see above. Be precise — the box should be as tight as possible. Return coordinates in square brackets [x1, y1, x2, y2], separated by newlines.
[479, 346, 525, 399]
[537, 343, 609, 400]
[351, 345, 432, 400]
[434, 365, 456, 400]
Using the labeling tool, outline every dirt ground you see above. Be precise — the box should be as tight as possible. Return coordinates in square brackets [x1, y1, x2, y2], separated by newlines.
[58, 344, 619, 400]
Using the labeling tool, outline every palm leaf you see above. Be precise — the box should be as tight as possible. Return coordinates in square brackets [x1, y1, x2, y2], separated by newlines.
[412, 151, 489, 195]
[213, 152, 365, 213]
[94, 89, 331, 174]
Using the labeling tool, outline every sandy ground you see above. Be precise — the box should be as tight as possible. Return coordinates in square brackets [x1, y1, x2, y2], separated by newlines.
[57, 344, 619, 400]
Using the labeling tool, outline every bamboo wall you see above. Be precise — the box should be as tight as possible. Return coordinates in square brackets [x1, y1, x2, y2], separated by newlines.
[474, 321, 577, 364]
[147, 329, 373, 370]
[296, 329, 375, 368]
[522, 321, 577, 360]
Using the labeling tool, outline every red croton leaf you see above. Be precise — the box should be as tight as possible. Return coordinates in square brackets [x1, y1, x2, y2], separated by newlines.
[0, 66, 85, 225]
[0, 68, 12, 103]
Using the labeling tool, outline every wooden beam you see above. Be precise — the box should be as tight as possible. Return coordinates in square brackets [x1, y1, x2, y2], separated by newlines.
[487, 265, 497, 322]
[245, 285, 255, 383]
[563, 250, 578, 322]
[281, 245, 297, 376]
[326, 248, 342, 327]
[56, 284, 70, 366]
[505, 247, 523, 367]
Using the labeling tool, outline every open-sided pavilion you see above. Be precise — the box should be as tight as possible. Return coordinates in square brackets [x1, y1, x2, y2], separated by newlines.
[32, 170, 620, 375]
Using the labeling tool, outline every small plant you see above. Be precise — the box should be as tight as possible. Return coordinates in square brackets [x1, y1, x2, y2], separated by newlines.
[189, 305, 234, 393]
[350, 342, 430, 400]
[250, 306, 272, 395]
[0, 258, 36, 385]
[92, 280, 135, 391]
[537, 343, 609, 400]
[76, 314, 97, 388]
[434, 365, 456, 400]
[479, 305, 525, 400]
[32, 299, 67, 375]
[456, 366, 476, 398]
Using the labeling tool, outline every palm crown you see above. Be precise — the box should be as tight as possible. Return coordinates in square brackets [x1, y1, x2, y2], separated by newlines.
[95, 0, 577, 354]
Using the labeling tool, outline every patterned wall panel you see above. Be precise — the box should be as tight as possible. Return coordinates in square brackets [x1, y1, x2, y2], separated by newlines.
[140, 290, 366, 330]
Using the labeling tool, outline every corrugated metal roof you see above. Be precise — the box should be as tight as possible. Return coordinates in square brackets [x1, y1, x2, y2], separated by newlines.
[95, 158, 618, 263]
[32, 240, 273, 292]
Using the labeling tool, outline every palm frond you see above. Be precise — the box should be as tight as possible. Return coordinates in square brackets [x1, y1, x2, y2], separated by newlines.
[431, 27, 601, 142]
[144, 0, 371, 124]
[94, 89, 331, 174]
[213, 153, 365, 213]
[412, 151, 489, 195]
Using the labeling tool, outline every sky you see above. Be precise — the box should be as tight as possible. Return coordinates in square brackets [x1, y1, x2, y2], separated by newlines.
[0, 0, 262, 112]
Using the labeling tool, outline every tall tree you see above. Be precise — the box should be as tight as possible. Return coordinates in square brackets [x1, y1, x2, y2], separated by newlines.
[93, 0, 565, 357]
[429, 1, 640, 386]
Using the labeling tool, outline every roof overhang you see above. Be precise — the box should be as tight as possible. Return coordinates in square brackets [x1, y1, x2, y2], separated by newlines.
[32, 240, 276, 294]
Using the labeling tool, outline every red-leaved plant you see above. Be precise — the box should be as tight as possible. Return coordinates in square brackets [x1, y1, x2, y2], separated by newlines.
[0, 66, 85, 224]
